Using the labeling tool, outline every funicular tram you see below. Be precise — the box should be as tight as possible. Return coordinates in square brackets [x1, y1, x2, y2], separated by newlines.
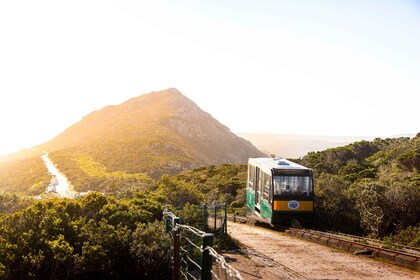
[246, 157, 314, 226]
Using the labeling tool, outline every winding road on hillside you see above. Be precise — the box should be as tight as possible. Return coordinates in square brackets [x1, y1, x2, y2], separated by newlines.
[225, 222, 420, 279]
[41, 152, 79, 199]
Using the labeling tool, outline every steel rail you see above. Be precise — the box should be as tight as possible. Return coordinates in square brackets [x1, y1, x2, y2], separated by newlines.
[319, 230, 420, 255]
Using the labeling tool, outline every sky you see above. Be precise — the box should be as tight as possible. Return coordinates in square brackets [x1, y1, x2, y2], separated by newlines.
[0, 0, 419, 155]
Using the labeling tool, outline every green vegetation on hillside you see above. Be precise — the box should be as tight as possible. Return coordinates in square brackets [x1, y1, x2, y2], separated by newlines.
[0, 155, 49, 195]
[0, 191, 170, 279]
[296, 133, 420, 240]
[48, 151, 153, 193]
[152, 164, 247, 208]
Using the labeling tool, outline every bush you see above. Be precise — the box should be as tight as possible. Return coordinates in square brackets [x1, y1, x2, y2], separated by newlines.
[384, 226, 420, 248]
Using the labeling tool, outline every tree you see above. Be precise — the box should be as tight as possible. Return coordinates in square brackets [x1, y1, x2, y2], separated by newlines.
[314, 174, 360, 232]
[130, 221, 171, 279]
[385, 181, 420, 230]
[155, 175, 203, 207]
[397, 148, 420, 172]
[355, 180, 391, 237]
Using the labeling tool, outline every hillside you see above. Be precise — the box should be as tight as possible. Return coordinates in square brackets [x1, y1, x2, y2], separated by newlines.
[238, 133, 376, 158]
[296, 134, 420, 238]
[0, 88, 264, 194]
[239, 133, 416, 159]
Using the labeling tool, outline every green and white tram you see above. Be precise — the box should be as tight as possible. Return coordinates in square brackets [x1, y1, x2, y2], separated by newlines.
[246, 157, 314, 225]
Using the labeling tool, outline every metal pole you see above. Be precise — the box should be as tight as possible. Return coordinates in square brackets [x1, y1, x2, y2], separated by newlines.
[202, 203, 207, 230]
[224, 203, 227, 234]
[214, 205, 217, 231]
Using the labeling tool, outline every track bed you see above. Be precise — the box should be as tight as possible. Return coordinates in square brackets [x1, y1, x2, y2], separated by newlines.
[225, 221, 420, 279]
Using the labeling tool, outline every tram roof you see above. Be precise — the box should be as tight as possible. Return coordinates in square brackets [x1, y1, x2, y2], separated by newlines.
[248, 157, 310, 173]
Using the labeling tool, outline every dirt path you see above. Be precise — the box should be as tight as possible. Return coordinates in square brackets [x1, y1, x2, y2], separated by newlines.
[42, 152, 78, 198]
[225, 221, 420, 279]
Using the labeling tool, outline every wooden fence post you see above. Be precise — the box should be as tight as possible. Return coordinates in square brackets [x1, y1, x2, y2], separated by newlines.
[172, 217, 180, 280]
[201, 233, 214, 280]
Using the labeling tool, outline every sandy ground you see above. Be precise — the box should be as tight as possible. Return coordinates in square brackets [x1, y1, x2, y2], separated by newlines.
[224, 221, 420, 280]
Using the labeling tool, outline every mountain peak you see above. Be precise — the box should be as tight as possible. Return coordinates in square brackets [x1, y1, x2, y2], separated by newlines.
[39, 88, 264, 183]
[118, 87, 193, 114]
[142, 87, 183, 99]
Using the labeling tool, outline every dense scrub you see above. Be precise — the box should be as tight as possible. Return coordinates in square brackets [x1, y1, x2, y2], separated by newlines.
[152, 164, 247, 208]
[0, 164, 247, 279]
[296, 133, 420, 239]
[0, 192, 171, 279]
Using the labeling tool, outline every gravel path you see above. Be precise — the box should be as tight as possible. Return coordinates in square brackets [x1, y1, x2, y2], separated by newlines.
[225, 221, 420, 279]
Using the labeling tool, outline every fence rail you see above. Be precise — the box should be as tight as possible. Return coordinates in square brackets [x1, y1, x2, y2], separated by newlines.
[164, 205, 243, 280]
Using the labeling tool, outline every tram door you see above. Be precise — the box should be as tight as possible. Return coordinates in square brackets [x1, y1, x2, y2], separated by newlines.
[255, 167, 260, 208]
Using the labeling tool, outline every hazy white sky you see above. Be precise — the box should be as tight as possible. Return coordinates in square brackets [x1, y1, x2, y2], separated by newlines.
[1, 0, 419, 155]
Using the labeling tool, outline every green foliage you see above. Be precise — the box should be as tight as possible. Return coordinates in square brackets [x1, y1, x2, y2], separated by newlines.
[396, 148, 420, 172]
[300, 134, 420, 240]
[314, 174, 360, 233]
[384, 181, 420, 230]
[175, 203, 204, 229]
[0, 192, 170, 279]
[130, 221, 171, 279]
[301, 140, 380, 176]
[384, 225, 420, 247]
[0, 155, 50, 195]
[154, 175, 204, 207]
[0, 159, 248, 277]
[0, 192, 35, 215]
[353, 180, 391, 237]
[153, 164, 247, 208]
[48, 151, 154, 193]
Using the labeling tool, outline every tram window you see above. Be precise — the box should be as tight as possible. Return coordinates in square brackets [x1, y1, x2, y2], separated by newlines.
[248, 165, 259, 191]
[262, 172, 270, 201]
[247, 165, 255, 189]
[256, 167, 261, 192]
[273, 176, 312, 195]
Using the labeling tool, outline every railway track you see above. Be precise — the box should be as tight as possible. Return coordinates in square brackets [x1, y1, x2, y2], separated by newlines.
[307, 229, 420, 256]
[227, 214, 420, 272]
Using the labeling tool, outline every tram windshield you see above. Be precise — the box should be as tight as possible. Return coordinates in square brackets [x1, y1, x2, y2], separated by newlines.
[273, 175, 313, 195]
